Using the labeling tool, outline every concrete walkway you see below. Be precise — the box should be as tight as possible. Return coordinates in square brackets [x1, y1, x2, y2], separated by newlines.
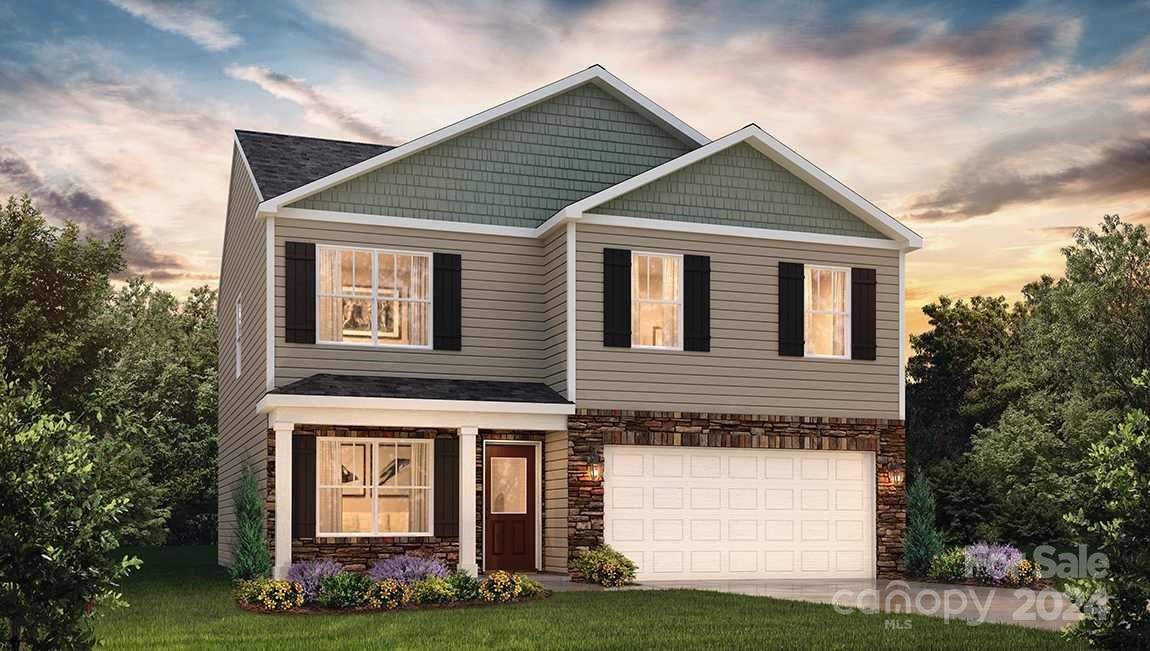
[538, 575, 1080, 631]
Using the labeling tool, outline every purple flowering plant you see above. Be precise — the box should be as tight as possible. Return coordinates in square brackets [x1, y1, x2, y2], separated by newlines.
[368, 554, 448, 584]
[964, 542, 1023, 584]
[286, 558, 343, 601]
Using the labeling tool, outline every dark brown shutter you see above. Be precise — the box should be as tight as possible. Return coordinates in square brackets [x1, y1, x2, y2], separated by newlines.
[603, 248, 631, 347]
[291, 435, 316, 539]
[778, 261, 805, 357]
[684, 254, 710, 352]
[851, 267, 877, 360]
[433, 437, 460, 537]
[433, 253, 462, 350]
[285, 242, 316, 343]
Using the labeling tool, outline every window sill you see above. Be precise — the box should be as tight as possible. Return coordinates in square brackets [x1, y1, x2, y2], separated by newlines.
[802, 354, 852, 361]
[630, 345, 685, 352]
[307, 340, 434, 351]
[314, 532, 435, 539]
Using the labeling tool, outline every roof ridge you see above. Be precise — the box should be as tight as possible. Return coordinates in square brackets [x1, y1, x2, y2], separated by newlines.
[235, 129, 393, 148]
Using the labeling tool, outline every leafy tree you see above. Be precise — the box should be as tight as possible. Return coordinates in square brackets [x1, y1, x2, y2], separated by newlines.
[1064, 402, 1150, 647]
[230, 465, 271, 580]
[903, 473, 943, 576]
[0, 379, 141, 649]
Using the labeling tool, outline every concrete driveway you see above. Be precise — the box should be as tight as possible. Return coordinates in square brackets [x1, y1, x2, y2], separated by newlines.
[626, 578, 1081, 631]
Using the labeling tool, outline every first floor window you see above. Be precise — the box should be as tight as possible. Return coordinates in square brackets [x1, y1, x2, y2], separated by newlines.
[631, 252, 682, 348]
[805, 266, 850, 357]
[317, 246, 431, 347]
[317, 438, 432, 536]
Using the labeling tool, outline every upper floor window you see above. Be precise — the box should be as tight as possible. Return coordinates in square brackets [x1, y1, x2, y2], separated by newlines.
[632, 252, 682, 349]
[233, 298, 242, 378]
[317, 246, 431, 347]
[805, 266, 850, 358]
[317, 438, 432, 537]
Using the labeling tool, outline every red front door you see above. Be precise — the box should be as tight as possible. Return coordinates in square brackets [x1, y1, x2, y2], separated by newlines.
[484, 444, 536, 571]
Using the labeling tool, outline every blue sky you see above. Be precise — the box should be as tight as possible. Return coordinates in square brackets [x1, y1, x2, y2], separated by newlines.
[1, 0, 1148, 334]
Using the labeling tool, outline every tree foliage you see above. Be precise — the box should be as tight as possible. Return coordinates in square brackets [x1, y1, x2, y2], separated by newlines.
[0, 379, 141, 649]
[230, 465, 272, 581]
[903, 473, 943, 577]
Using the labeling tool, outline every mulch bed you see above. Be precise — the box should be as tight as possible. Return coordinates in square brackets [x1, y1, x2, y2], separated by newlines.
[237, 592, 552, 615]
[926, 578, 1055, 591]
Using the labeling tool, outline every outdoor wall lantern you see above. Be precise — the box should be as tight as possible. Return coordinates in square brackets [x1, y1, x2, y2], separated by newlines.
[888, 466, 906, 487]
[585, 451, 604, 482]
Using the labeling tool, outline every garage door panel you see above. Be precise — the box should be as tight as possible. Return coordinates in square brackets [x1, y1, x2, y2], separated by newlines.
[604, 446, 875, 580]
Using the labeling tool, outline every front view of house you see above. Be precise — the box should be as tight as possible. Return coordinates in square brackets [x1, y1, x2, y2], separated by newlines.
[217, 66, 921, 582]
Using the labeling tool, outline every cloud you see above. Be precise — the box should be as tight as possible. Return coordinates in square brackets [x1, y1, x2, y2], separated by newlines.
[107, 0, 242, 51]
[908, 138, 1150, 221]
[0, 148, 185, 274]
[225, 64, 390, 142]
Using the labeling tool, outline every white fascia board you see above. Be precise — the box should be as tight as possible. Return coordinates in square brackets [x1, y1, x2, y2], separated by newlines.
[261, 404, 571, 431]
[233, 132, 265, 203]
[560, 125, 923, 251]
[258, 393, 575, 415]
[276, 207, 540, 238]
[580, 213, 905, 250]
[257, 66, 709, 214]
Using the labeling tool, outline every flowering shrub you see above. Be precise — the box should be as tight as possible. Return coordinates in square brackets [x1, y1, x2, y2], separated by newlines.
[366, 579, 412, 610]
[965, 543, 1023, 585]
[235, 578, 305, 611]
[287, 559, 343, 602]
[1006, 559, 1040, 587]
[573, 546, 636, 587]
[446, 570, 481, 601]
[411, 576, 456, 604]
[317, 572, 374, 608]
[368, 555, 448, 584]
[479, 571, 523, 602]
[928, 546, 967, 582]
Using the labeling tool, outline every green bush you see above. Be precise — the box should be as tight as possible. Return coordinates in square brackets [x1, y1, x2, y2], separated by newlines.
[573, 546, 637, 587]
[517, 575, 545, 599]
[446, 570, 481, 602]
[928, 546, 967, 582]
[904, 473, 943, 577]
[365, 579, 411, 610]
[479, 571, 521, 602]
[234, 577, 304, 611]
[411, 576, 455, 604]
[317, 572, 373, 609]
[229, 465, 271, 580]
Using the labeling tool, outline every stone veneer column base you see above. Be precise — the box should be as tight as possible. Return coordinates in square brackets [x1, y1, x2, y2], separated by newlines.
[566, 410, 907, 579]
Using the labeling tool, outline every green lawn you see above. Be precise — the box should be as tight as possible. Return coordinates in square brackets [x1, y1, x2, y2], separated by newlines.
[95, 547, 1083, 650]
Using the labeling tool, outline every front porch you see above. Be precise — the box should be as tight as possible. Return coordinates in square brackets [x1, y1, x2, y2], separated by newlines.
[257, 374, 574, 578]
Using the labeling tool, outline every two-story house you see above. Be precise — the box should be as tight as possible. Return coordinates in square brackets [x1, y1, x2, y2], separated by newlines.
[218, 66, 922, 582]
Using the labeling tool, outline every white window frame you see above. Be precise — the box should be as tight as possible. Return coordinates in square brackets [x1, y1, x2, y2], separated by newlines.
[233, 297, 242, 379]
[804, 264, 851, 360]
[315, 437, 435, 538]
[315, 244, 433, 349]
[630, 251, 684, 351]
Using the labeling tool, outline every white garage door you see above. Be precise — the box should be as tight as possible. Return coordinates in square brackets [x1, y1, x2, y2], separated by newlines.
[604, 446, 876, 580]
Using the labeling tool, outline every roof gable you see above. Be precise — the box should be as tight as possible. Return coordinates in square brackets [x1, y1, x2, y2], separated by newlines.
[285, 82, 696, 228]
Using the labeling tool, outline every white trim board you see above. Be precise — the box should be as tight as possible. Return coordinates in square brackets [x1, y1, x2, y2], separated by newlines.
[233, 133, 265, 203]
[257, 66, 708, 214]
[559, 125, 923, 251]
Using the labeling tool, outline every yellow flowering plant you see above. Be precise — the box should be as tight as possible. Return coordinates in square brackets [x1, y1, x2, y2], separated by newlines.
[479, 571, 522, 602]
[234, 578, 305, 611]
[365, 579, 412, 610]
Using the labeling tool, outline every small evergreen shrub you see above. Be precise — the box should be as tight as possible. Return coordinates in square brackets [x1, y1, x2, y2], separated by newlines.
[234, 578, 304, 611]
[479, 571, 522, 602]
[368, 554, 448, 584]
[903, 473, 943, 577]
[572, 546, 637, 587]
[229, 465, 272, 580]
[411, 576, 455, 604]
[928, 546, 967, 582]
[446, 570, 481, 602]
[517, 575, 545, 599]
[365, 579, 412, 610]
[287, 558, 342, 602]
[317, 572, 373, 608]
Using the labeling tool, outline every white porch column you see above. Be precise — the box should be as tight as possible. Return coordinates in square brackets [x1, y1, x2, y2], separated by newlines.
[458, 426, 479, 575]
[273, 421, 294, 579]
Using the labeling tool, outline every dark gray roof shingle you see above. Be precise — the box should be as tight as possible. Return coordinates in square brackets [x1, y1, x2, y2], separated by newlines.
[235, 130, 394, 200]
[270, 373, 572, 404]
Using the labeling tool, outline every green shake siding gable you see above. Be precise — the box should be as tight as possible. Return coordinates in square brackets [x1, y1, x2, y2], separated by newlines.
[289, 83, 695, 227]
[588, 143, 886, 239]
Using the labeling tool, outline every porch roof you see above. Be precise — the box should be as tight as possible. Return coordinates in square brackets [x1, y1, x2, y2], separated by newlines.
[270, 373, 572, 405]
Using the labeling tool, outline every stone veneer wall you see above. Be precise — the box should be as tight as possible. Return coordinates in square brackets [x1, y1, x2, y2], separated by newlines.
[566, 410, 907, 579]
[266, 425, 548, 572]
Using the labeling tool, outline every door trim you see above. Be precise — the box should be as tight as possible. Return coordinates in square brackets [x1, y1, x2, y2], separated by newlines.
[481, 440, 543, 571]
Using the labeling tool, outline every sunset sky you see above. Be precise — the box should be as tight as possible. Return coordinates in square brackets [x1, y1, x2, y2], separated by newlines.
[2, 0, 1148, 338]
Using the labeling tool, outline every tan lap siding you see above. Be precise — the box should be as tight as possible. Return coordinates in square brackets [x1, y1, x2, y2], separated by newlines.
[217, 147, 269, 565]
[543, 430, 569, 572]
[542, 227, 568, 397]
[575, 224, 901, 418]
[274, 218, 549, 386]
